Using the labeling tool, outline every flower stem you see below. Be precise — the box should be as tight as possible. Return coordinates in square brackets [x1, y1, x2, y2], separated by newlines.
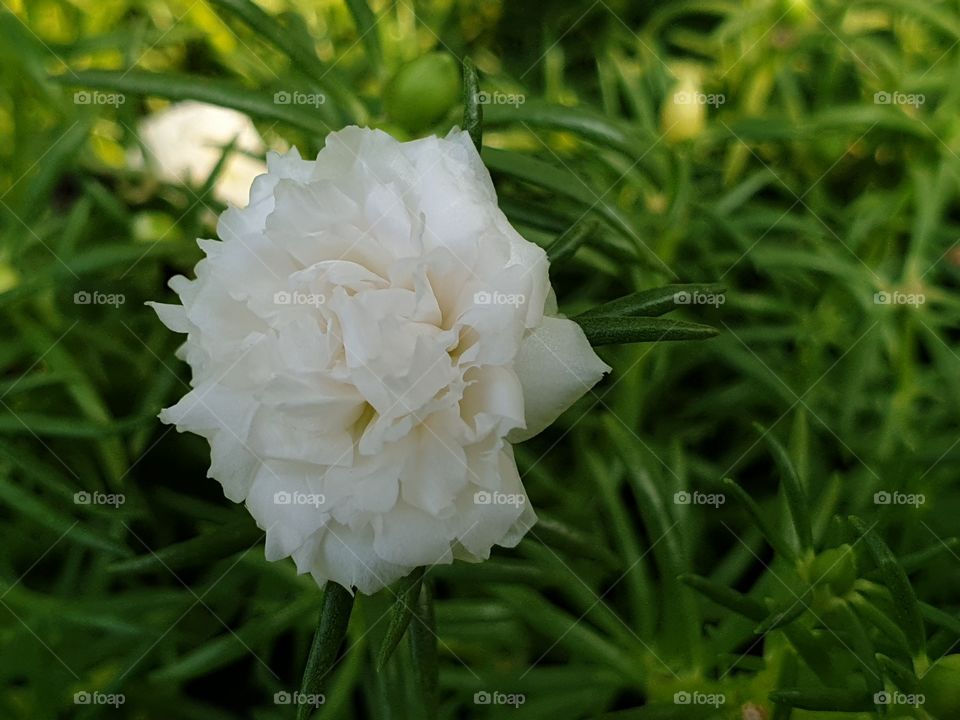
[297, 581, 355, 720]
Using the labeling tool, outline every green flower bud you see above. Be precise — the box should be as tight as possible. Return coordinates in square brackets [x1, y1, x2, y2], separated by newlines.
[660, 75, 706, 143]
[384, 52, 460, 133]
[133, 211, 182, 244]
[0, 262, 18, 293]
[920, 655, 960, 717]
[809, 544, 857, 596]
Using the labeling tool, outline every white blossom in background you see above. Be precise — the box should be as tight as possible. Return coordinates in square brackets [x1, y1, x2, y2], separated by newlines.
[137, 101, 267, 207]
[150, 126, 609, 594]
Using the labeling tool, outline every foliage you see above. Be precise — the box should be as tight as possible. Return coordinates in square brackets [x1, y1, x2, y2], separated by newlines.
[1, 0, 959, 718]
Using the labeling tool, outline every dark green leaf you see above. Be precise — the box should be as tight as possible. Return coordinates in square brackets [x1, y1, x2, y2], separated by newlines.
[579, 284, 724, 319]
[298, 582, 355, 720]
[375, 567, 424, 672]
[849, 516, 925, 659]
[575, 315, 718, 345]
[462, 58, 482, 151]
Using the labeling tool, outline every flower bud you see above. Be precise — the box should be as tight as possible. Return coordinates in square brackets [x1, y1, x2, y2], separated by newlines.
[920, 654, 960, 717]
[809, 544, 857, 596]
[384, 52, 460, 133]
[0, 262, 17, 294]
[661, 76, 705, 143]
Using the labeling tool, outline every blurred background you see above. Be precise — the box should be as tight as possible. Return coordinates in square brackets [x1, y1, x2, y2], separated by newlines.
[2, 0, 960, 718]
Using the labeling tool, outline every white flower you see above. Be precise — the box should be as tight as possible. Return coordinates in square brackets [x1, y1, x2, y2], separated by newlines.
[137, 101, 267, 207]
[150, 126, 609, 594]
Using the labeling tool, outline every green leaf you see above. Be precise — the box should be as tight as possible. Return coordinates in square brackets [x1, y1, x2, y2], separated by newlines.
[866, 537, 960, 577]
[849, 516, 926, 659]
[781, 625, 837, 686]
[920, 601, 960, 635]
[150, 594, 315, 683]
[49, 70, 332, 135]
[768, 688, 875, 712]
[481, 147, 673, 277]
[876, 653, 920, 693]
[770, 650, 798, 720]
[375, 567, 424, 672]
[529, 513, 620, 569]
[208, 0, 362, 123]
[547, 218, 597, 262]
[722, 477, 797, 562]
[344, 0, 382, 70]
[678, 573, 767, 622]
[849, 592, 910, 653]
[409, 579, 438, 717]
[575, 315, 718, 345]
[494, 586, 645, 684]
[0, 411, 151, 438]
[462, 58, 482, 151]
[598, 704, 718, 719]
[298, 582, 355, 720]
[0, 479, 127, 556]
[482, 99, 651, 157]
[607, 419, 701, 668]
[756, 424, 813, 552]
[579, 284, 725, 319]
[108, 518, 262, 574]
[755, 600, 808, 634]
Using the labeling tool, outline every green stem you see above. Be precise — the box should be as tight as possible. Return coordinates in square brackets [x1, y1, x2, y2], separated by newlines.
[297, 581, 355, 720]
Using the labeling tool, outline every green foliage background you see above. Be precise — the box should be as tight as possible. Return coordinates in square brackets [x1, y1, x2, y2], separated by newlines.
[1, 0, 960, 718]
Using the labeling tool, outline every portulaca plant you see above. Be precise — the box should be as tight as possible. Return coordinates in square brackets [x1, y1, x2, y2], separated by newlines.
[143, 60, 721, 713]
[149, 125, 611, 594]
